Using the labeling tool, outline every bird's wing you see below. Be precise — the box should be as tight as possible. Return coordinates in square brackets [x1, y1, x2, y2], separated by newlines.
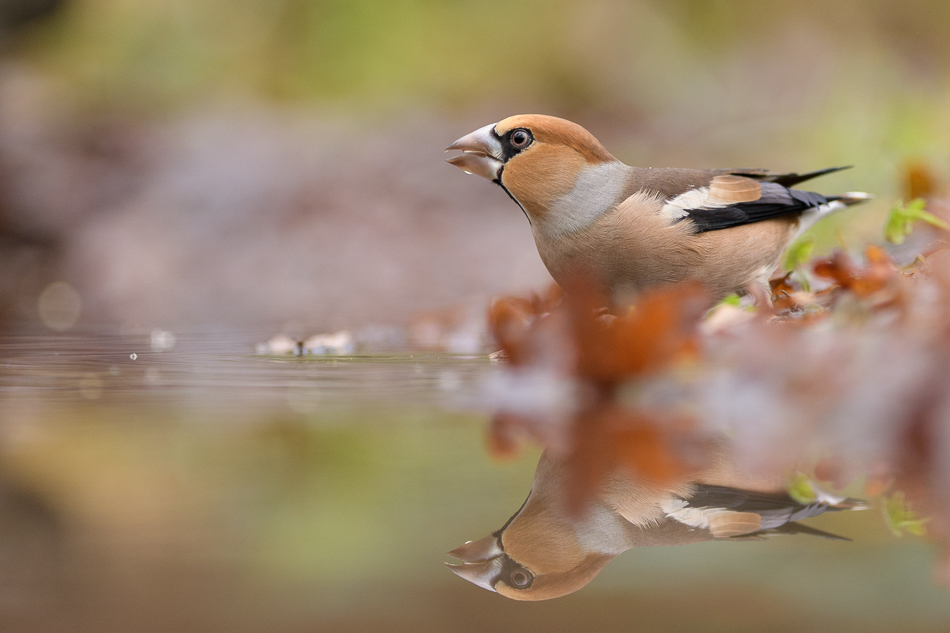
[663, 483, 864, 540]
[624, 167, 858, 234]
[660, 177, 833, 233]
[720, 166, 852, 188]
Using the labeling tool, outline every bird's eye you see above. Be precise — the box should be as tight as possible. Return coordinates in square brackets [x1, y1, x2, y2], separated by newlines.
[509, 569, 532, 589]
[510, 129, 531, 149]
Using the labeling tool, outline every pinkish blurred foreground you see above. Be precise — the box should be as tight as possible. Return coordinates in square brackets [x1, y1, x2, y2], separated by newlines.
[484, 218, 950, 587]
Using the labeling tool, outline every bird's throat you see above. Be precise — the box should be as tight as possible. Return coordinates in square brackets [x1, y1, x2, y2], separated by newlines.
[530, 161, 632, 241]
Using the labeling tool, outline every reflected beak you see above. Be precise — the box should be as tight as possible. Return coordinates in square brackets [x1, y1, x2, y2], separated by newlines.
[446, 533, 505, 592]
[445, 123, 505, 181]
[447, 534, 503, 562]
[445, 559, 501, 593]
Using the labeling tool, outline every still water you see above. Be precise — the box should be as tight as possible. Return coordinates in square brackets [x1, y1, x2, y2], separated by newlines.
[0, 332, 947, 632]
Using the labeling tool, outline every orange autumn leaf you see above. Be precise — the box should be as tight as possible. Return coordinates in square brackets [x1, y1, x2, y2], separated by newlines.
[488, 283, 562, 365]
[569, 282, 709, 384]
[610, 419, 697, 485]
[486, 277, 714, 513]
[905, 161, 937, 201]
[813, 246, 900, 300]
[559, 404, 705, 514]
[487, 412, 527, 460]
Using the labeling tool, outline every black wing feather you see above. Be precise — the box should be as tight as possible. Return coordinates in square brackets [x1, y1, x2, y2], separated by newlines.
[683, 483, 859, 535]
[744, 522, 852, 541]
[726, 166, 852, 187]
[685, 484, 814, 512]
[683, 182, 830, 233]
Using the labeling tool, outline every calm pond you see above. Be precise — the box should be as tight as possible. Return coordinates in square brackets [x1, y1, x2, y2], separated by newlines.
[0, 332, 947, 632]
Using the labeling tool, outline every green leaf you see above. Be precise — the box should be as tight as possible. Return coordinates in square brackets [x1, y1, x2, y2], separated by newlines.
[784, 237, 815, 271]
[792, 269, 812, 293]
[881, 491, 929, 537]
[884, 198, 949, 245]
[787, 473, 818, 505]
[717, 293, 741, 308]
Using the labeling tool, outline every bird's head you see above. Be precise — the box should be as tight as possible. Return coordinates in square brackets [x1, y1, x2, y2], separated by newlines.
[446, 115, 622, 227]
[446, 488, 616, 601]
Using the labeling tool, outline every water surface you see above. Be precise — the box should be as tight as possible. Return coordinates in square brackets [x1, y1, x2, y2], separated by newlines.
[0, 332, 946, 632]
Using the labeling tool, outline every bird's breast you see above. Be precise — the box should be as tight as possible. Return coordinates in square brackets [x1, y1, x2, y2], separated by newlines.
[532, 191, 694, 298]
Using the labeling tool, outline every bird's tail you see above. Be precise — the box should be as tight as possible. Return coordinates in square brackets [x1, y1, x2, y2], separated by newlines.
[771, 165, 853, 187]
[762, 522, 853, 541]
[814, 487, 868, 511]
[826, 497, 868, 511]
[828, 192, 874, 207]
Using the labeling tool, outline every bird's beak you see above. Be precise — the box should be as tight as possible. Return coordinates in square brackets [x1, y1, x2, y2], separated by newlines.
[445, 123, 504, 181]
[448, 533, 503, 562]
[446, 533, 505, 592]
[446, 559, 502, 592]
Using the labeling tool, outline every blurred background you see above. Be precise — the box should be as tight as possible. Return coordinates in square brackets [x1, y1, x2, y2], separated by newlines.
[1, 1, 950, 631]
[1, 0, 948, 336]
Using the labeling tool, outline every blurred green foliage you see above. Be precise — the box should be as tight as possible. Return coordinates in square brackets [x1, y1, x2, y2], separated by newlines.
[784, 237, 816, 272]
[27, 0, 597, 108]
[715, 293, 742, 308]
[881, 491, 929, 538]
[884, 198, 949, 245]
[12, 0, 950, 251]
[787, 473, 819, 505]
[20, 0, 950, 115]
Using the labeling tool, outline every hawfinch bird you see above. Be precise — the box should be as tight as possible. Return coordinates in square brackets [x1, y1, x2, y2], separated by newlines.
[446, 115, 871, 302]
[447, 450, 864, 601]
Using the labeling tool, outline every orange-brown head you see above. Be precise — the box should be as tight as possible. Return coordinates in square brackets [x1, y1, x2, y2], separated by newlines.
[446, 115, 623, 227]
[446, 485, 622, 601]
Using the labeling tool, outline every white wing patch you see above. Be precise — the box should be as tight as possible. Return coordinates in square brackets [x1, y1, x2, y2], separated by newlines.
[662, 497, 714, 530]
[659, 187, 728, 222]
[662, 498, 763, 537]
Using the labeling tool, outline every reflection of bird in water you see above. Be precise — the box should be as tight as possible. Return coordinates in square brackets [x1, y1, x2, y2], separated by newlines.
[446, 115, 870, 303]
[448, 449, 865, 601]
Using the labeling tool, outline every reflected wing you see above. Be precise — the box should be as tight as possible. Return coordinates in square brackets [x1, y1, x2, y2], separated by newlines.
[665, 483, 864, 539]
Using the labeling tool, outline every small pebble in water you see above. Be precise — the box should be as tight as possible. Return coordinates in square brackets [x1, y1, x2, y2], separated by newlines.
[302, 331, 355, 355]
[256, 334, 298, 355]
[130, 353, 138, 360]
[257, 331, 356, 355]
